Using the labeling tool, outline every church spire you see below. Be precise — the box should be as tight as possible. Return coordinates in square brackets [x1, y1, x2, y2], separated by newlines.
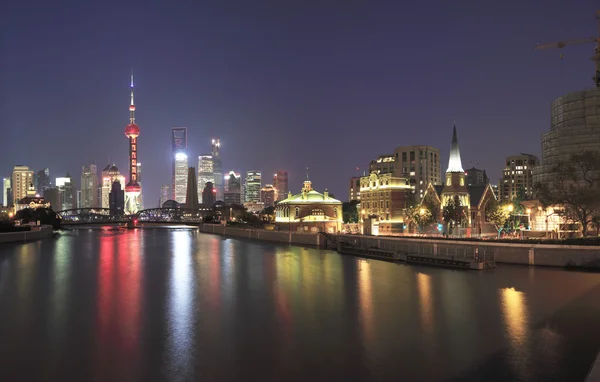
[446, 124, 464, 173]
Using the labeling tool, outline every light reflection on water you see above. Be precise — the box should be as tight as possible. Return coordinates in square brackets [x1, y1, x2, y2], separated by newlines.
[0, 229, 599, 382]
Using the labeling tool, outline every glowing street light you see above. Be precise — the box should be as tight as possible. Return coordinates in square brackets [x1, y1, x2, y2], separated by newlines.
[419, 208, 425, 215]
[507, 204, 514, 212]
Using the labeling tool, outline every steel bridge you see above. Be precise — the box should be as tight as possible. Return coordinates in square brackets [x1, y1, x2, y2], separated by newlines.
[57, 207, 209, 225]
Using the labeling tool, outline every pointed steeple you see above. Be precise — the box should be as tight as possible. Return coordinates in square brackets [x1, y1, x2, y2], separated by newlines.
[446, 124, 464, 173]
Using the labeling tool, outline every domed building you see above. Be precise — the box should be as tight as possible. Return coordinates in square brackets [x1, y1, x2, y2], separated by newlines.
[275, 179, 342, 233]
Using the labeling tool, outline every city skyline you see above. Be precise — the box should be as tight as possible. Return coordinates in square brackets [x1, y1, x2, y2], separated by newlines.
[2, 2, 599, 205]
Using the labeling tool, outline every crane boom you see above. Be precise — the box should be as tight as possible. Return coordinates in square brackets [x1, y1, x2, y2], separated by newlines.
[535, 37, 597, 50]
[535, 11, 600, 87]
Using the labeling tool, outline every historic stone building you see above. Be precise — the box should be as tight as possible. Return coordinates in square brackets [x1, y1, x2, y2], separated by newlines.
[359, 171, 413, 235]
[275, 179, 342, 233]
[421, 126, 496, 236]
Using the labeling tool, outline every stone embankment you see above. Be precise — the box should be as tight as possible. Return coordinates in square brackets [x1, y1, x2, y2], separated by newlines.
[0, 225, 54, 244]
[199, 224, 600, 268]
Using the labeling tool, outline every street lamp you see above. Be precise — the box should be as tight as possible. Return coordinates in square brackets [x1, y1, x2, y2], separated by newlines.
[419, 208, 425, 215]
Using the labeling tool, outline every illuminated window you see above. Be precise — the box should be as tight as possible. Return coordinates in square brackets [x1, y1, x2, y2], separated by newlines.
[447, 178, 451, 186]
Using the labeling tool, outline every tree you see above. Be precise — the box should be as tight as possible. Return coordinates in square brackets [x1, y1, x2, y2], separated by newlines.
[342, 200, 360, 223]
[407, 192, 439, 233]
[443, 195, 465, 234]
[534, 151, 600, 236]
[486, 199, 512, 238]
[13, 207, 62, 229]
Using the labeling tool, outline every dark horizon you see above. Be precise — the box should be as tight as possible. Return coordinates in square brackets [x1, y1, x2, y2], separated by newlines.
[2, 1, 599, 205]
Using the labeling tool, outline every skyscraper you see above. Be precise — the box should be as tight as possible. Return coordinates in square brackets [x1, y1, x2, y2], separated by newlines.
[202, 181, 216, 206]
[11, 166, 34, 206]
[81, 164, 98, 208]
[172, 127, 188, 203]
[261, 184, 276, 207]
[197, 155, 213, 203]
[499, 154, 538, 202]
[109, 180, 125, 215]
[392, 145, 442, 198]
[56, 174, 75, 210]
[224, 171, 241, 205]
[159, 184, 170, 207]
[2, 178, 10, 207]
[35, 168, 50, 196]
[212, 138, 223, 201]
[185, 167, 199, 210]
[273, 171, 288, 201]
[136, 162, 143, 210]
[124, 72, 142, 215]
[100, 165, 125, 209]
[245, 171, 261, 203]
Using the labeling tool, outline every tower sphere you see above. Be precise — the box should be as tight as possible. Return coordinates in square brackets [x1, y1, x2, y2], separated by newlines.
[125, 123, 140, 138]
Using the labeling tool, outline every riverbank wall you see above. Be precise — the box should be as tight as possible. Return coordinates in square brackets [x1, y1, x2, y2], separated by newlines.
[0, 225, 54, 244]
[200, 225, 600, 268]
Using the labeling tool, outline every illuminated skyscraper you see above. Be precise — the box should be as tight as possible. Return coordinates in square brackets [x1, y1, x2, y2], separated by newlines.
[35, 168, 50, 196]
[56, 174, 75, 210]
[172, 127, 188, 203]
[100, 165, 125, 209]
[212, 138, 223, 201]
[81, 164, 98, 208]
[273, 171, 288, 201]
[197, 155, 213, 203]
[245, 171, 261, 203]
[159, 184, 170, 207]
[124, 72, 141, 214]
[224, 171, 241, 205]
[2, 178, 10, 207]
[11, 166, 34, 206]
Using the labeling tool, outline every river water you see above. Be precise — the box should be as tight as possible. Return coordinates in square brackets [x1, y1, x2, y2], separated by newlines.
[0, 228, 599, 381]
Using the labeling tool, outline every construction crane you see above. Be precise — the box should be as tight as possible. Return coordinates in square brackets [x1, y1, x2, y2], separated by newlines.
[535, 11, 600, 88]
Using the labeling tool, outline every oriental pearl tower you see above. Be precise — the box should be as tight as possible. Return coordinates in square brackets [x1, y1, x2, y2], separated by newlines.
[124, 72, 141, 214]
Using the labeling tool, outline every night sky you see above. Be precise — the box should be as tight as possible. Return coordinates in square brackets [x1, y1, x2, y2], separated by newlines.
[2, 1, 599, 206]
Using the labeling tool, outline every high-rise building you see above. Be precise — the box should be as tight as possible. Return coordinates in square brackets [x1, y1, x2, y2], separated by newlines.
[260, 184, 276, 207]
[499, 154, 538, 202]
[81, 164, 98, 208]
[159, 184, 170, 207]
[212, 138, 223, 201]
[124, 73, 142, 215]
[533, 88, 600, 186]
[100, 165, 125, 209]
[465, 167, 489, 186]
[56, 174, 75, 210]
[172, 127, 188, 203]
[197, 155, 213, 203]
[109, 180, 125, 215]
[11, 166, 34, 206]
[185, 167, 199, 210]
[245, 171, 261, 203]
[273, 171, 288, 202]
[35, 168, 50, 196]
[224, 171, 242, 205]
[369, 155, 395, 174]
[392, 145, 442, 198]
[202, 181, 216, 207]
[2, 178, 10, 207]
[45, 187, 59, 211]
[349, 176, 361, 202]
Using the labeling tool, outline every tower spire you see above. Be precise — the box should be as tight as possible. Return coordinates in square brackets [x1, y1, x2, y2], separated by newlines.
[446, 123, 464, 173]
[129, 70, 135, 124]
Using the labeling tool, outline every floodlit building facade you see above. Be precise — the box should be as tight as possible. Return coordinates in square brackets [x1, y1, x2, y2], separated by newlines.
[275, 179, 343, 233]
[3, 178, 10, 207]
[359, 172, 413, 235]
[56, 174, 75, 211]
[11, 166, 34, 207]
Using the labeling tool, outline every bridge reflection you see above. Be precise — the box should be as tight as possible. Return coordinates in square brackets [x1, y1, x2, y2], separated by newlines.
[58, 207, 210, 225]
